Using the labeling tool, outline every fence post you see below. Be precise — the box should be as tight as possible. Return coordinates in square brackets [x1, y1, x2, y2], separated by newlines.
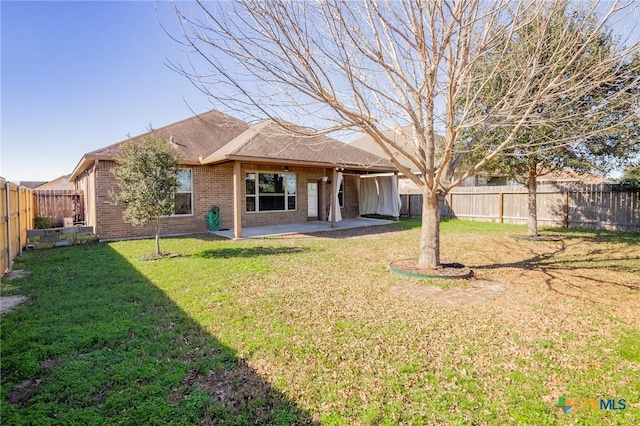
[563, 191, 569, 228]
[498, 192, 504, 223]
[5, 181, 12, 273]
[17, 185, 22, 256]
[447, 193, 453, 219]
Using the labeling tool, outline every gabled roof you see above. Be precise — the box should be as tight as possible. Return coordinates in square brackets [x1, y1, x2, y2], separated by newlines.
[70, 110, 250, 180]
[201, 120, 396, 171]
[70, 111, 397, 181]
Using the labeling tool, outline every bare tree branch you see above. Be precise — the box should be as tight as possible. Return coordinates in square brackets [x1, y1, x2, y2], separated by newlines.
[168, 0, 639, 268]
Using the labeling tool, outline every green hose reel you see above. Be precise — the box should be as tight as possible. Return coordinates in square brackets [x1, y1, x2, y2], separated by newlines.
[207, 206, 222, 231]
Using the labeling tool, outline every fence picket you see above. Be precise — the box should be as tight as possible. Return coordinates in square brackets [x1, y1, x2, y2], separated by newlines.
[400, 183, 639, 232]
[33, 190, 84, 227]
[1, 178, 35, 276]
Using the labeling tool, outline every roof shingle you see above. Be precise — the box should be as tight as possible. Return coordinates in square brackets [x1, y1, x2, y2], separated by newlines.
[202, 120, 395, 170]
[72, 112, 397, 179]
[87, 110, 250, 162]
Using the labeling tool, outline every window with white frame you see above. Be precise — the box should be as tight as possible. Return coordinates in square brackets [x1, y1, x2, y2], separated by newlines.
[174, 169, 193, 215]
[246, 172, 296, 212]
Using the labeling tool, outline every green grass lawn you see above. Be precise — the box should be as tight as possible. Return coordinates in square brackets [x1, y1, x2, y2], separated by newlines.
[1, 219, 638, 425]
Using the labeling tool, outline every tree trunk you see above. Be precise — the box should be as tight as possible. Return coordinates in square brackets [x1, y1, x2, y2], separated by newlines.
[417, 191, 444, 269]
[527, 164, 538, 237]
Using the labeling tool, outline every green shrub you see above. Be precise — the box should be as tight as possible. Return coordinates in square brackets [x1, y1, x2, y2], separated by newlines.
[33, 216, 52, 229]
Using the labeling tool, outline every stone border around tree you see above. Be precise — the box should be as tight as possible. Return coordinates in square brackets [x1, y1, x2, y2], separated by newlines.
[390, 259, 473, 279]
[510, 235, 561, 242]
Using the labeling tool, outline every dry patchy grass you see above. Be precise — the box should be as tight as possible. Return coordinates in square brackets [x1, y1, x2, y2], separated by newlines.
[127, 221, 640, 424]
[3, 220, 638, 424]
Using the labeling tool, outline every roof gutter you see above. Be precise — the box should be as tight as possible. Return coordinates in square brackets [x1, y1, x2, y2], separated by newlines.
[200, 154, 397, 173]
[69, 156, 94, 181]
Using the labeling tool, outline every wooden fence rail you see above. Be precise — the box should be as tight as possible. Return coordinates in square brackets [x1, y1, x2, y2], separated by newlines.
[1, 178, 35, 276]
[400, 184, 639, 232]
[33, 190, 84, 227]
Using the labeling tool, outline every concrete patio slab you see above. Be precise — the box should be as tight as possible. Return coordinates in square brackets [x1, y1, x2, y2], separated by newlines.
[212, 217, 395, 239]
[1, 296, 28, 316]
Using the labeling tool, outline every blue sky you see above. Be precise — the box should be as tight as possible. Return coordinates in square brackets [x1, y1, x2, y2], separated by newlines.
[1, 1, 211, 182]
[2, 1, 638, 183]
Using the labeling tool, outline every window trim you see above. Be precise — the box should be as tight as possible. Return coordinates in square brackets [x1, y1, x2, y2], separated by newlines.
[245, 171, 297, 213]
[172, 168, 194, 217]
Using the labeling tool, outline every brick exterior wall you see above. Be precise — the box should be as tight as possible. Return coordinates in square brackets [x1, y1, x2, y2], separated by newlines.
[94, 161, 235, 240]
[342, 174, 361, 219]
[88, 161, 362, 240]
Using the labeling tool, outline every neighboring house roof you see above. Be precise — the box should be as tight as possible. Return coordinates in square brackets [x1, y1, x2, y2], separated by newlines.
[349, 127, 445, 173]
[349, 126, 418, 172]
[537, 168, 609, 184]
[19, 181, 48, 189]
[200, 119, 396, 171]
[71, 111, 397, 181]
[35, 175, 75, 191]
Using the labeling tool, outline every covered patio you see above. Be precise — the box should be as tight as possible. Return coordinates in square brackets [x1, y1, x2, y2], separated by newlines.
[212, 217, 395, 239]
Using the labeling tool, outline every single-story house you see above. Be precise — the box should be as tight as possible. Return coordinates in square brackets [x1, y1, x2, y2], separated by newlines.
[34, 174, 75, 191]
[69, 110, 400, 240]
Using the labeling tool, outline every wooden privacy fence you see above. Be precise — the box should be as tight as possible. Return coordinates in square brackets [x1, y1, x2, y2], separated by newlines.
[400, 184, 640, 232]
[1, 178, 35, 275]
[34, 190, 84, 227]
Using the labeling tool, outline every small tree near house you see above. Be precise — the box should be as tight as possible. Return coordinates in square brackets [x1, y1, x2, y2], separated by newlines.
[111, 136, 180, 256]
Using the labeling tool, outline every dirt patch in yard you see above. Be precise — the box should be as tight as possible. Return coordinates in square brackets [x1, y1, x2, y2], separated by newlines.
[183, 359, 315, 424]
[392, 279, 506, 305]
[138, 252, 181, 261]
[7, 377, 41, 405]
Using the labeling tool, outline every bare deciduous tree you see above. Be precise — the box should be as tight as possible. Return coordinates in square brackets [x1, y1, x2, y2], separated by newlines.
[169, 0, 639, 269]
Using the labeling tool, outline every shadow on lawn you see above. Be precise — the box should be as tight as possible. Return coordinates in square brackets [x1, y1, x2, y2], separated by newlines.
[196, 246, 310, 259]
[472, 235, 639, 304]
[1, 244, 315, 425]
[540, 226, 640, 245]
[305, 223, 406, 239]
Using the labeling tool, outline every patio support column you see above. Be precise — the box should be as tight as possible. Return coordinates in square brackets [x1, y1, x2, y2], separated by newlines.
[233, 161, 242, 239]
[394, 172, 399, 222]
[319, 175, 327, 221]
[331, 167, 337, 228]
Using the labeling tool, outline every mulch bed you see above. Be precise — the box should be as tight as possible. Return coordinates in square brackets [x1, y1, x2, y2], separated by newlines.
[138, 252, 181, 261]
[390, 259, 473, 279]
